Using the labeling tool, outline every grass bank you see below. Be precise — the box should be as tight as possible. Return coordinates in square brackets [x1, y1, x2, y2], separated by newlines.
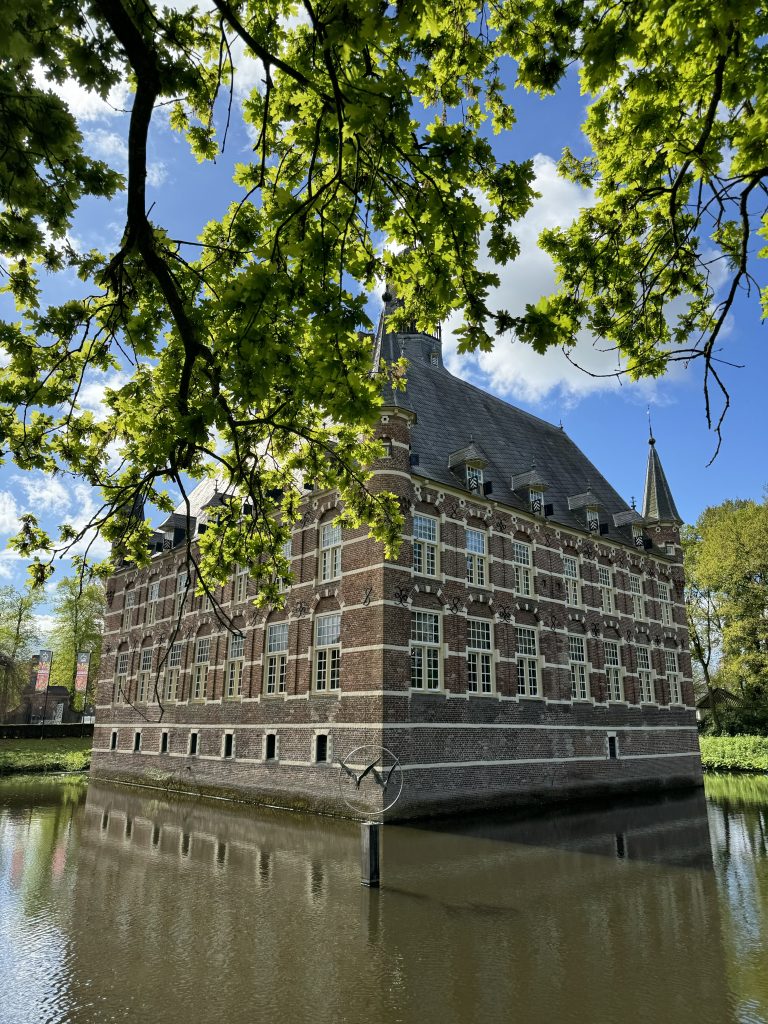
[699, 735, 768, 773]
[0, 737, 92, 776]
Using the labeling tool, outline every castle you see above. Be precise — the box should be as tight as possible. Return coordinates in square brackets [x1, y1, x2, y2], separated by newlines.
[91, 303, 702, 818]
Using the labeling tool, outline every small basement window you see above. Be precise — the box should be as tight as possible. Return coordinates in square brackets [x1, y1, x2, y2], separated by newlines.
[608, 735, 618, 760]
[265, 733, 277, 761]
[160, 731, 169, 754]
[189, 732, 198, 756]
[110, 731, 118, 751]
[315, 734, 329, 763]
[223, 733, 234, 759]
[133, 731, 141, 753]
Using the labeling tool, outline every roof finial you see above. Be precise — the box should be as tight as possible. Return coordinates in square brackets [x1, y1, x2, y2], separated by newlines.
[631, 496, 636, 510]
[647, 405, 655, 446]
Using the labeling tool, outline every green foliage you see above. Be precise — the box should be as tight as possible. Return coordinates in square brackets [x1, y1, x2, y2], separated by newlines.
[699, 735, 768, 773]
[717, 684, 768, 737]
[49, 577, 105, 709]
[0, 585, 42, 718]
[0, 737, 92, 775]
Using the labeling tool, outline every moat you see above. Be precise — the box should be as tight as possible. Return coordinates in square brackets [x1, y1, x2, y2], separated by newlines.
[1, 774, 767, 1024]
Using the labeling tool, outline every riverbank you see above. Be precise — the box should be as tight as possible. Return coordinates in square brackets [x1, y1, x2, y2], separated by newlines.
[0, 737, 91, 776]
[699, 735, 768, 773]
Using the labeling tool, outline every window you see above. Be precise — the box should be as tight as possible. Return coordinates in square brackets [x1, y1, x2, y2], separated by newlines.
[604, 641, 623, 701]
[314, 613, 341, 691]
[512, 541, 531, 596]
[133, 731, 142, 753]
[137, 648, 152, 703]
[530, 488, 545, 515]
[265, 622, 289, 695]
[413, 514, 439, 577]
[233, 564, 249, 604]
[189, 731, 199, 756]
[278, 538, 293, 592]
[608, 735, 618, 759]
[381, 437, 393, 458]
[122, 590, 136, 631]
[598, 566, 614, 614]
[160, 731, 169, 754]
[410, 611, 441, 690]
[665, 650, 682, 704]
[200, 590, 213, 613]
[192, 636, 210, 699]
[568, 634, 588, 700]
[632, 525, 645, 548]
[320, 522, 342, 582]
[467, 619, 493, 694]
[466, 528, 487, 587]
[515, 626, 539, 696]
[223, 733, 233, 758]
[563, 556, 580, 606]
[110, 730, 118, 751]
[265, 733, 277, 761]
[630, 575, 645, 620]
[226, 632, 245, 698]
[586, 508, 600, 533]
[114, 652, 129, 704]
[466, 465, 483, 492]
[658, 581, 672, 626]
[147, 581, 160, 625]
[165, 642, 183, 702]
[175, 571, 189, 619]
[315, 734, 329, 763]
[637, 645, 655, 703]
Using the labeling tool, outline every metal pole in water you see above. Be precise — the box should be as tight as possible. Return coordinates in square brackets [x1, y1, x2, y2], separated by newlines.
[361, 821, 380, 887]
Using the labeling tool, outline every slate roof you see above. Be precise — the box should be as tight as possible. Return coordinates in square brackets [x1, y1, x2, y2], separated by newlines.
[378, 326, 661, 544]
[642, 438, 683, 525]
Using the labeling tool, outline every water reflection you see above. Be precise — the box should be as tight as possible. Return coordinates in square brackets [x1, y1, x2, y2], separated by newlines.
[0, 776, 757, 1024]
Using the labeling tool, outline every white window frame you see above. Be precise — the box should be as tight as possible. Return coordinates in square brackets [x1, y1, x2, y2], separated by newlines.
[637, 645, 655, 703]
[410, 611, 441, 691]
[137, 647, 152, 703]
[122, 590, 136, 632]
[320, 522, 342, 582]
[114, 651, 129, 704]
[413, 513, 439, 577]
[658, 581, 672, 626]
[515, 626, 539, 697]
[665, 650, 682, 704]
[147, 581, 160, 625]
[466, 465, 484, 493]
[233, 564, 249, 604]
[630, 575, 645, 620]
[192, 636, 210, 700]
[563, 555, 580, 606]
[466, 528, 487, 587]
[467, 618, 494, 694]
[598, 565, 615, 614]
[265, 622, 289, 695]
[586, 508, 600, 533]
[314, 732, 332, 764]
[604, 640, 623, 701]
[568, 634, 589, 700]
[512, 541, 532, 597]
[530, 488, 545, 515]
[165, 642, 183, 702]
[225, 632, 245, 699]
[175, 571, 189, 619]
[278, 538, 293, 592]
[314, 613, 341, 692]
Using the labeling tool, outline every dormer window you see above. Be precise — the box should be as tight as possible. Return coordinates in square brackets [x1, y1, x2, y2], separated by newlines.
[530, 489, 544, 515]
[466, 465, 484, 493]
[429, 350, 439, 366]
[632, 525, 644, 548]
[586, 508, 599, 533]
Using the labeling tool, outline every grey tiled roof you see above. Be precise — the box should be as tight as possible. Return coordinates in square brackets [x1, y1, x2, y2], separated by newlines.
[379, 328, 658, 543]
[642, 439, 683, 525]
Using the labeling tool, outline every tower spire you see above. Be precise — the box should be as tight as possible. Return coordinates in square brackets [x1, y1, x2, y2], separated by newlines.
[641, 429, 682, 525]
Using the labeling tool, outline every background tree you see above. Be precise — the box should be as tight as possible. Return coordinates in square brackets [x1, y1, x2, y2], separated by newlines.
[0, 585, 42, 719]
[49, 577, 105, 711]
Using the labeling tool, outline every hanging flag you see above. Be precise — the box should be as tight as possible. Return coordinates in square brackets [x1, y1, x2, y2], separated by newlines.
[35, 651, 53, 692]
[75, 652, 91, 694]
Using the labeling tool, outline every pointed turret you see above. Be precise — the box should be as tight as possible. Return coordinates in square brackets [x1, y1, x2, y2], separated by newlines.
[641, 433, 682, 525]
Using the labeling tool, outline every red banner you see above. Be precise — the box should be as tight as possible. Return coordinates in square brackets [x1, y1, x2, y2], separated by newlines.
[35, 650, 53, 692]
[75, 652, 90, 694]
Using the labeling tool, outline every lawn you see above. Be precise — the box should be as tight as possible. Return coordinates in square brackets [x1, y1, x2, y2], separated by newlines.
[0, 737, 92, 775]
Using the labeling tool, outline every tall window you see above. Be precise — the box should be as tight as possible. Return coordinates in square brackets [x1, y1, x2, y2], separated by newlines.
[637, 645, 655, 703]
[665, 650, 682, 704]
[265, 622, 289, 695]
[147, 581, 160, 625]
[122, 590, 136, 631]
[568, 634, 588, 700]
[466, 528, 487, 587]
[563, 556, 580, 606]
[512, 541, 531, 596]
[604, 641, 623, 701]
[658, 581, 672, 626]
[598, 566, 614, 613]
[410, 611, 441, 690]
[314, 613, 341, 691]
[630, 575, 645, 620]
[467, 619, 493, 694]
[466, 465, 483, 492]
[233, 564, 249, 604]
[226, 632, 245, 698]
[413, 514, 438, 577]
[114, 652, 129, 703]
[175, 571, 189, 619]
[192, 636, 210, 700]
[137, 648, 152, 703]
[515, 626, 539, 696]
[165, 642, 182, 701]
[320, 522, 342, 582]
[278, 538, 293, 592]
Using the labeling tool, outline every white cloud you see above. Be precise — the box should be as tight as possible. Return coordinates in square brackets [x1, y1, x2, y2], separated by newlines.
[147, 161, 169, 188]
[0, 491, 20, 535]
[32, 63, 130, 122]
[442, 154, 663, 406]
[16, 473, 72, 515]
[34, 614, 58, 641]
[83, 130, 167, 191]
[77, 372, 126, 422]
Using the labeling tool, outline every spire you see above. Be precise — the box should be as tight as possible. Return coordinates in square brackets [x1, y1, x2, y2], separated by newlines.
[641, 433, 682, 525]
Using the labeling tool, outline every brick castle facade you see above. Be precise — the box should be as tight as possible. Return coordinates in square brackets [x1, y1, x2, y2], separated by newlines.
[91, 306, 702, 818]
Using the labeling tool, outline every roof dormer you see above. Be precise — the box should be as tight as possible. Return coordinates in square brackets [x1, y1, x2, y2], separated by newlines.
[448, 441, 489, 495]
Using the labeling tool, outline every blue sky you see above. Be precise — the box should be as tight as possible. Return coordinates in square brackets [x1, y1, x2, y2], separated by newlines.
[1, 23, 766, 633]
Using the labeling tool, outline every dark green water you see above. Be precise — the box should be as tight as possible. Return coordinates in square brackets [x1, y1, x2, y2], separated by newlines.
[1, 773, 766, 1024]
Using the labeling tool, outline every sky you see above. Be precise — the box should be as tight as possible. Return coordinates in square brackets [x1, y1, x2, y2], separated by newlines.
[1, 12, 766, 638]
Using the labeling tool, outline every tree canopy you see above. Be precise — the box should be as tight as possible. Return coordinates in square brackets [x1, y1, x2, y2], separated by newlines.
[49, 576, 105, 708]
[1, 0, 765, 592]
[0, 585, 41, 717]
